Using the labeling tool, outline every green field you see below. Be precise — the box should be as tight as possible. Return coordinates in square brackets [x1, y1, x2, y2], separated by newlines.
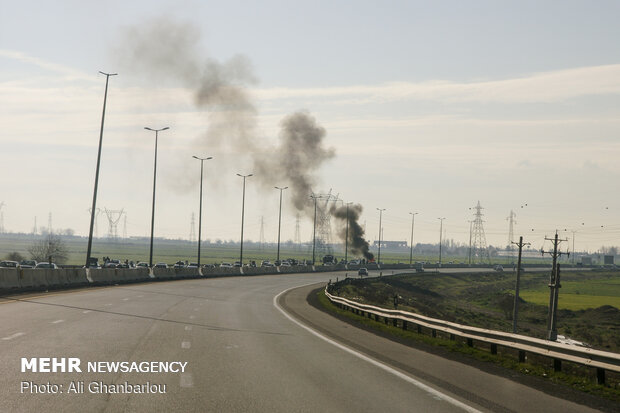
[0, 233, 556, 266]
[520, 278, 620, 310]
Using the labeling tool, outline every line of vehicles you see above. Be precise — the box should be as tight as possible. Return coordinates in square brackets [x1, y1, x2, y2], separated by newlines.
[0, 260, 58, 269]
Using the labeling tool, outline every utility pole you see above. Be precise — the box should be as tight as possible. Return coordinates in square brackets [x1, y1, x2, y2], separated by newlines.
[468, 220, 473, 266]
[511, 236, 530, 333]
[541, 232, 569, 341]
[345, 202, 352, 263]
[409, 212, 418, 266]
[438, 217, 446, 267]
[275, 186, 288, 263]
[311, 194, 318, 265]
[376, 208, 386, 265]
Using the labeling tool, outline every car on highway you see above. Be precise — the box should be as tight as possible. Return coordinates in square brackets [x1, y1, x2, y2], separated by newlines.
[220, 263, 233, 268]
[173, 261, 186, 269]
[154, 262, 168, 269]
[280, 261, 291, 267]
[261, 260, 274, 267]
[20, 260, 37, 268]
[0, 260, 20, 268]
[358, 268, 369, 276]
[187, 263, 199, 268]
[104, 259, 122, 268]
[494, 265, 504, 272]
[348, 259, 360, 265]
[35, 262, 58, 269]
[136, 262, 149, 269]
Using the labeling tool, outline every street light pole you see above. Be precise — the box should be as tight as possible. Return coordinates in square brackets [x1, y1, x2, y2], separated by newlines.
[145, 126, 170, 267]
[377, 208, 385, 265]
[193, 156, 213, 267]
[86, 71, 117, 268]
[311, 194, 317, 265]
[345, 202, 352, 263]
[409, 212, 418, 266]
[275, 186, 288, 264]
[438, 217, 446, 267]
[237, 173, 253, 265]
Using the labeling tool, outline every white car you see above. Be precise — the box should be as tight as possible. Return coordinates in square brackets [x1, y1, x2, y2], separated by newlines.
[220, 263, 233, 268]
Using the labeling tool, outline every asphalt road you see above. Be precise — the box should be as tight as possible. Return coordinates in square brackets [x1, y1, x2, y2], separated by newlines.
[0, 271, 601, 412]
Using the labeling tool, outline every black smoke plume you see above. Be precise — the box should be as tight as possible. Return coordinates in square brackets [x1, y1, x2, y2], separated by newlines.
[330, 203, 374, 261]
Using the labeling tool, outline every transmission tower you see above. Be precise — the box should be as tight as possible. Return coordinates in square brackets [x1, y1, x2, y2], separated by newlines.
[312, 190, 336, 257]
[104, 208, 124, 241]
[259, 216, 266, 250]
[33, 216, 38, 236]
[48, 212, 53, 235]
[189, 212, 196, 242]
[294, 213, 301, 251]
[506, 210, 517, 248]
[0, 202, 5, 233]
[471, 201, 490, 263]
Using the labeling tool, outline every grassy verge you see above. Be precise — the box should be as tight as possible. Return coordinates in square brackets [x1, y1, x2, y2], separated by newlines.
[316, 288, 620, 403]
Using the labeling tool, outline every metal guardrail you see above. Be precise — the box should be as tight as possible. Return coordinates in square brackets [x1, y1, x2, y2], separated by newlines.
[325, 286, 620, 384]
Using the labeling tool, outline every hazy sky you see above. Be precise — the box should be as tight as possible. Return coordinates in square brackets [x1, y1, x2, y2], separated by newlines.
[2, 0, 620, 253]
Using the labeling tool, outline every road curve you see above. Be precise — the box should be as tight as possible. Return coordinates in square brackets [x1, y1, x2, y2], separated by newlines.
[0, 272, 602, 412]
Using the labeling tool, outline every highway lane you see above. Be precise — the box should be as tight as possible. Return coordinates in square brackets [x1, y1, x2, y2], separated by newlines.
[0, 271, 600, 412]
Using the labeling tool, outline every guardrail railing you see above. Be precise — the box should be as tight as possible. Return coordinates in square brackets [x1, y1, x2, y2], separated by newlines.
[325, 285, 620, 385]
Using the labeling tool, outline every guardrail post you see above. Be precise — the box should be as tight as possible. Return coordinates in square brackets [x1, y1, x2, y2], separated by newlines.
[467, 338, 473, 347]
[449, 334, 455, 341]
[596, 368, 605, 385]
[402, 320, 407, 330]
[384, 317, 389, 325]
[417, 325, 422, 334]
[392, 318, 397, 327]
[518, 350, 526, 363]
[491, 343, 497, 355]
[432, 329, 436, 338]
[553, 359, 562, 372]
[375, 314, 379, 322]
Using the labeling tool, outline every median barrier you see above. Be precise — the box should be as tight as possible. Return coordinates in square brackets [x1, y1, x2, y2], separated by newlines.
[64, 268, 89, 286]
[152, 267, 176, 279]
[88, 269, 121, 285]
[116, 268, 151, 282]
[44, 268, 68, 286]
[18, 269, 49, 289]
[0, 268, 21, 290]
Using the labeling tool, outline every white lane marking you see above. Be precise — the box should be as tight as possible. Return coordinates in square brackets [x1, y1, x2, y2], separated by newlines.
[185, 326, 193, 331]
[82, 310, 92, 314]
[105, 303, 112, 306]
[51, 319, 64, 324]
[123, 298, 129, 301]
[138, 295, 144, 298]
[181, 341, 191, 349]
[189, 315, 196, 320]
[2, 332, 25, 340]
[193, 308, 199, 311]
[273, 286, 481, 413]
[180, 373, 193, 388]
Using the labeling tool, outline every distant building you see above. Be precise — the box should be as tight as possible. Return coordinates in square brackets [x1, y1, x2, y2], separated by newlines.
[372, 240, 408, 249]
[604, 255, 614, 265]
[582, 257, 593, 265]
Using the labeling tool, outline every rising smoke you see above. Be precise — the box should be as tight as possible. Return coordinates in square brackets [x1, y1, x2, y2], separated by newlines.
[331, 203, 374, 260]
[116, 18, 371, 258]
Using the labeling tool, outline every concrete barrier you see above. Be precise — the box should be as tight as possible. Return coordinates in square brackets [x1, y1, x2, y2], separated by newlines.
[0, 268, 21, 289]
[152, 267, 176, 280]
[18, 269, 49, 289]
[88, 269, 121, 285]
[64, 268, 89, 286]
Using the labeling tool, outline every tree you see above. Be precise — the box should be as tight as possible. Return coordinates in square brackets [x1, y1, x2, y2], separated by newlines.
[5, 252, 24, 262]
[28, 233, 69, 264]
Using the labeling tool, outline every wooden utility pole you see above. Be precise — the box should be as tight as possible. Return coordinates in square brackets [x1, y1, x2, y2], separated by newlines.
[541, 232, 568, 341]
[511, 236, 530, 333]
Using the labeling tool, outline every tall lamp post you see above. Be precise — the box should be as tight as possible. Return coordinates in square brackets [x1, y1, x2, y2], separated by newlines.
[345, 202, 352, 263]
[438, 217, 446, 267]
[408, 212, 418, 266]
[311, 194, 317, 265]
[145, 126, 170, 267]
[237, 173, 253, 265]
[193, 155, 213, 267]
[376, 208, 386, 265]
[275, 186, 288, 264]
[86, 71, 117, 268]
